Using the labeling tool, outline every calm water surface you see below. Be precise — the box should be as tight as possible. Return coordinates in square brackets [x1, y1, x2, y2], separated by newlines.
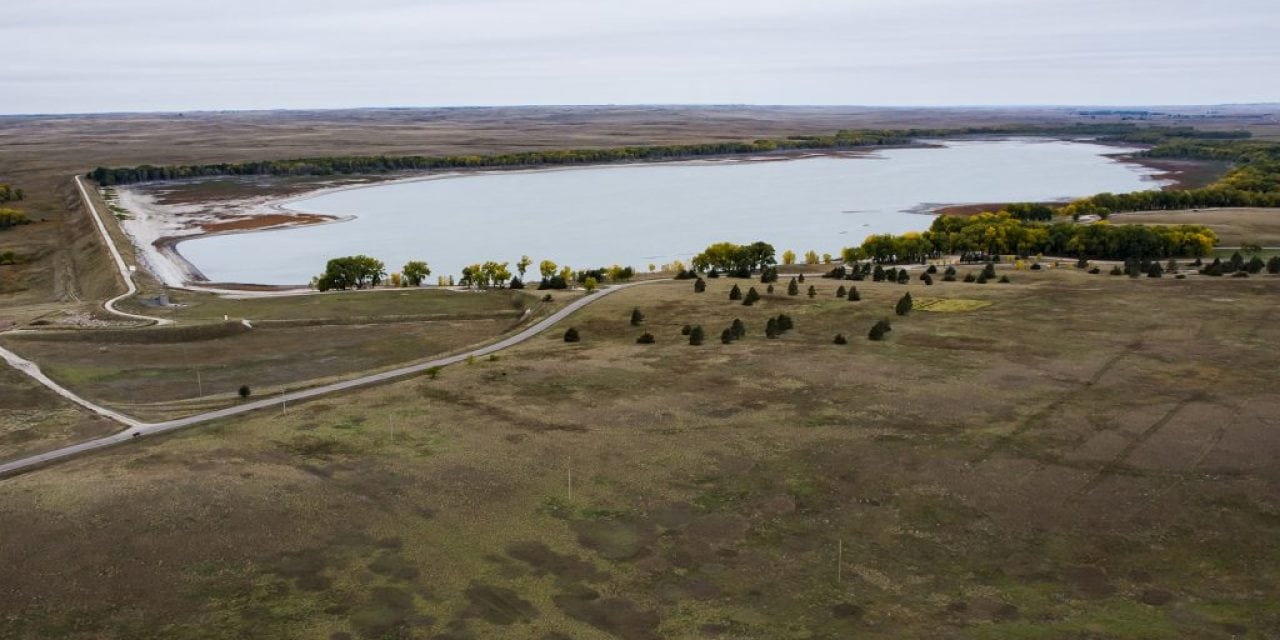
[178, 139, 1164, 284]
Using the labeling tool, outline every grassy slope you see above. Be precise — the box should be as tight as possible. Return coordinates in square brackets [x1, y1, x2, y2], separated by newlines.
[1, 267, 1277, 639]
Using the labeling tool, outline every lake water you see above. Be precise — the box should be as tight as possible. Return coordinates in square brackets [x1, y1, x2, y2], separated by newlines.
[177, 139, 1165, 285]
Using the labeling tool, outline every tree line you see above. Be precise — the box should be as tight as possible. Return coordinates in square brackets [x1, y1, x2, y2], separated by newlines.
[849, 212, 1218, 262]
[85, 124, 1204, 186]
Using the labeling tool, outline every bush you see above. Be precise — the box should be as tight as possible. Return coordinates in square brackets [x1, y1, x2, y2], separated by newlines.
[963, 272, 977, 283]
[807, 285, 817, 298]
[895, 292, 913, 316]
[765, 317, 779, 339]
[1175, 274, 1187, 279]
[538, 275, 569, 290]
[944, 265, 956, 277]
[630, 308, 645, 326]
[760, 267, 779, 283]
[729, 284, 742, 300]
[998, 275, 1010, 283]
[636, 333, 655, 344]
[797, 273, 805, 283]
[743, 287, 761, 306]
[238, 385, 251, 400]
[896, 270, 910, 284]
[1232, 271, 1249, 278]
[1076, 257, 1089, 269]
[1246, 256, 1266, 274]
[721, 328, 735, 344]
[509, 276, 524, 289]
[681, 324, 692, 336]
[689, 325, 705, 345]
[1200, 258, 1224, 276]
[564, 327, 580, 343]
[833, 334, 847, 345]
[766, 284, 774, 294]
[707, 268, 720, 278]
[1030, 263, 1043, 271]
[542, 293, 553, 302]
[926, 265, 938, 274]
[1110, 265, 1124, 276]
[873, 264, 886, 282]
[731, 318, 746, 339]
[847, 286, 861, 301]
[982, 263, 997, 279]
[1269, 256, 1280, 274]
[922, 273, 933, 285]
[836, 285, 847, 298]
[1147, 263, 1164, 278]
[868, 318, 892, 341]
[1088, 267, 1101, 274]
[776, 314, 794, 332]
[694, 278, 707, 293]
[787, 278, 799, 295]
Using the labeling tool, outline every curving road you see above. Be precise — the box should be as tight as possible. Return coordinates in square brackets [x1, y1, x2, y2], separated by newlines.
[0, 174, 663, 478]
[0, 279, 654, 478]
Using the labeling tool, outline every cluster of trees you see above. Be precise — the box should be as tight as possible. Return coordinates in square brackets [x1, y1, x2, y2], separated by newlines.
[88, 124, 1180, 186]
[848, 212, 1219, 263]
[459, 261, 512, 288]
[0, 209, 29, 230]
[313, 255, 387, 291]
[0, 185, 23, 203]
[690, 241, 776, 276]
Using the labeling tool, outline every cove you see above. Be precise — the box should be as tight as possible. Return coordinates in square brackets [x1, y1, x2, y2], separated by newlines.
[175, 139, 1165, 285]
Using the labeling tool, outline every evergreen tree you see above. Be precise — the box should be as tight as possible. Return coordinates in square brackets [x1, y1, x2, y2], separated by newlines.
[636, 332, 655, 344]
[694, 278, 706, 293]
[765, 317, 779, 339]
[982, 262, 997, 279]
[564, 327, 581, 343]
[1246, 255, 1266, 273]
[797, 273, 805, 283]
[787, 277, 799, 296]
[836, 285, 847, 298]
[1268, 256, 1280, 274]
[688, 325, 705, 346]
[895, 292, 913, 316]
[681, 324, 692, 335]
[873, 264, 886, 282]
[630, 308, 645, 326]
[896, 270, 909, 284]
[1147, 262, 1164, 278]
[868, 318, 892, 341]
[833, 334, 848, 345]
[731, 318, 746, 339]
[807, 285, 817, 298]
[729, 284, 742, 300]
[744, 287, 761, 306]
[776, 314, 794, 331]
[847, 286, 861, 301]
[922, 273, 933, 285]
[721, 328, 735, 344]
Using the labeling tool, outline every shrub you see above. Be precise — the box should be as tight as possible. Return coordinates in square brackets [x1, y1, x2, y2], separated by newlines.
[963, 272, 977, 283]
[721, 328, 735, 344]
[982, 263, 997, 279]
[766, 284, 774, 294]
[689, 325, 705, 345]
[765, 317, 779, 339]
[1175, 274, 1187, 279]
[1088, 267, 1101, 274]
[787, 278, 799, 296]
[868, 318, 892, 341]
[1030, 263, 1043, 271]
[538, 275, 568, 290]
[1200, 258, 1224, 276]
[873, 264, 886, 282]
[238, 385, 251, 400]
[564, 327, 580, 342]
[976, 272, 989, 284]
[944, 265, 956, 277]
[743, 287, 761, 306]
[926, 265, 938, 274]
[1232, 271, 1249, 278]
[807, 285, 817, 298]
[1110, 265, 1124, 276]
[694, 278, 707, 293]
[798, 273, 806, 283]
[1076, 257, 1089, 269]
[426, 366, 442, 380]
[731, 318, 746, 339]
[1147, 263, 1164, 278]
[1268, 256, 1280, 274]
[760, 267, 779, 283]
[729, 284, 742, 300]
[542, 293, 554, 302]
[847, 286, 861, 301]
[636, 332, 655, 344]
[896, 270, 910, 284]
[895, 292, 913, 316]
[922, 273, 933, 285]
[681, 324, 692, 336]
[630, 308, 645, 326]
[509, 276, 524, 289]
[776, 314, 794, 332]
[1246, 256, 1266, 274]
[833, 333, 847, 345]
[998, 275, 1010, 283]
[836, 285, 847, 298]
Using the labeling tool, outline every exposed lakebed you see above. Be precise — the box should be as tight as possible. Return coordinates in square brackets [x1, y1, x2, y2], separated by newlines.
[169, 139, 1167, 285]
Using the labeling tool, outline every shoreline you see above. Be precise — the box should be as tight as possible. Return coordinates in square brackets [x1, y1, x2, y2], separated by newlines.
[120, 138, 1176, 289]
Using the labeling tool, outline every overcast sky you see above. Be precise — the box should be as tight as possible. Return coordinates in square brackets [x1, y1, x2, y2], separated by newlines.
[3, 0, 1276, 114]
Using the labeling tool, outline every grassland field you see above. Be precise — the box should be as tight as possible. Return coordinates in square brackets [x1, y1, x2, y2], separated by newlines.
[2, 264, 1278, 639]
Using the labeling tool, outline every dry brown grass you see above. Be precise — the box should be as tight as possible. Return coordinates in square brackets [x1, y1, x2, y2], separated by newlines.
[1110, 207, 1280, 246]
[2, 267, 1277, 639]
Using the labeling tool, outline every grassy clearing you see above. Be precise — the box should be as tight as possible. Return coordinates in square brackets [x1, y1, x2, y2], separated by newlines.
[913, 297, 993, 312]
[1, 266, 1277, 638]
[1109, 207, 1280, 246]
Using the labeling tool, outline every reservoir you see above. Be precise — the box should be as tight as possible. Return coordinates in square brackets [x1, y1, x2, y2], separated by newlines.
[176, 139, 1166, 285]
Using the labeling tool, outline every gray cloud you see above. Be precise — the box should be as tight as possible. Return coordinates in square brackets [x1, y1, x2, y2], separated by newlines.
[2, 0, 1276, 113]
